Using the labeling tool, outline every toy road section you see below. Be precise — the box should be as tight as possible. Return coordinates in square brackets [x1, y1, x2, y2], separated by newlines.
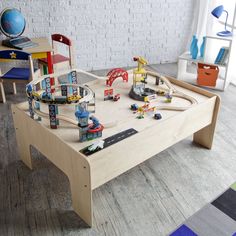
[80, 128, 138, 156]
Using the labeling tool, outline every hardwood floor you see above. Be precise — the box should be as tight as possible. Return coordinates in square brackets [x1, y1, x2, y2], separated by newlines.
[0, 64, 236, 236]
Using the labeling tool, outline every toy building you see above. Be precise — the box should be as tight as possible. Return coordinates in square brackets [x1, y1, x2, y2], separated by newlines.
[75, 104, 103, 142]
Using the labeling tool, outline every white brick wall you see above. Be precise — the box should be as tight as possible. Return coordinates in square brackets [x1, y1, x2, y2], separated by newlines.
[0, 0, 194, 70]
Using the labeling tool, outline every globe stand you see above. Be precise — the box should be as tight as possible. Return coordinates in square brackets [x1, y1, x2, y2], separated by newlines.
[2, 36, 38, 50]
[0, 8, 38, 50]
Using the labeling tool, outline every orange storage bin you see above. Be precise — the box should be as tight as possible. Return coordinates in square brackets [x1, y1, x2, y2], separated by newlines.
[197, 63, 219, 87]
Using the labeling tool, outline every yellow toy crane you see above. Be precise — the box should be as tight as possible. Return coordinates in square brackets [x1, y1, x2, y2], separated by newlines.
[133, 56, 148, 86]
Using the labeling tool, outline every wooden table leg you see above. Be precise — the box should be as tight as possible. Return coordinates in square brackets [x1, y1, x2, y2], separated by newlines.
[193, 96, 221, 149]
[12, 110, 33, 169]
[0, 69, 6, 103]
[13, 82, 17, 95]
[69, 163, 93, 227]
[0, 81, 6, 103]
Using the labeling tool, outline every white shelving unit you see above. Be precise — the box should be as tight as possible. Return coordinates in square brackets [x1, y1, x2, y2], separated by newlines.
[177, 35, 236, 91]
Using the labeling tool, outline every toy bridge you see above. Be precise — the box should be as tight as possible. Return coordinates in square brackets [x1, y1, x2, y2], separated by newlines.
[106, 68, 128, 87]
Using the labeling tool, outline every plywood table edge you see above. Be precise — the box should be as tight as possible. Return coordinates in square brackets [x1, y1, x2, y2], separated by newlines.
[193, 94, 220, 149]
[89, 96, 219, 190]
[166, 76, 221, 149]
[11, 104, 93, 226]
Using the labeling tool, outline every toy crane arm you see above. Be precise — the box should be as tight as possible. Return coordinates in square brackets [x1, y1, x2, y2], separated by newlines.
[133, 56, 148, 70]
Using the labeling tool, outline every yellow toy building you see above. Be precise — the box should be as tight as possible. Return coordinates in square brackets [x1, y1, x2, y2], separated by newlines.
[129, 56, 157, 101]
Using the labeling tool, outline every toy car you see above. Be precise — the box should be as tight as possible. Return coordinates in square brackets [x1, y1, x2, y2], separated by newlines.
[130, 103, 139, 111]
[88, 140, 105, 152]
[113, 94, 120, 101]
[67, 94, 81, 103]
[154, 113, 162, 120]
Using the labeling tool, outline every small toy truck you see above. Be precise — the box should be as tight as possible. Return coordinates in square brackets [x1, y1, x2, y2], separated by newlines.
[113, 94, 120, 101]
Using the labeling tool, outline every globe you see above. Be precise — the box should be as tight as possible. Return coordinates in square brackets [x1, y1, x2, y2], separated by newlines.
[0, 8, 26, 38]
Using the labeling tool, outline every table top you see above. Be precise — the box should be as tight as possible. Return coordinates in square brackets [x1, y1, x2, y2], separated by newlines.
[16, 74, 216, 156]
[0, 37, 52, 53]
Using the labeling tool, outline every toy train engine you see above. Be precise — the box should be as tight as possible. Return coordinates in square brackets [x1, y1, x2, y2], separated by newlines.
[41, 92, 53, 103]
[54, 96, 67, 104]
[32, 91, 40, 101]
[26, 84, 33, 97]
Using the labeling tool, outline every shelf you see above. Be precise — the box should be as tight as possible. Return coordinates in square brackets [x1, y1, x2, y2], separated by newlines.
[177, 3, 236, 91]
[179, 52, 203, 63]
[178, 31, 235, 91]
[206, 35, 233, 42]
[179, 72, 225, 91]
[179, 52, 227, 68]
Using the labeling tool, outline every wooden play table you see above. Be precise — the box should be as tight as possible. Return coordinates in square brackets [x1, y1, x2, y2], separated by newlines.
[11, 76, 220, 227]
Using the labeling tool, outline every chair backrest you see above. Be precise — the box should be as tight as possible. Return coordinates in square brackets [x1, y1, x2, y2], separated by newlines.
[51, 34, 74, 68]
[0, 50, 34, 81]
[51, 34, 72, 46]
[0, 50, 30, 60]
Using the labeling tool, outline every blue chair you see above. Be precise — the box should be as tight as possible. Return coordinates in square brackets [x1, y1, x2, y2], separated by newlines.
[0, 50, 36, 103]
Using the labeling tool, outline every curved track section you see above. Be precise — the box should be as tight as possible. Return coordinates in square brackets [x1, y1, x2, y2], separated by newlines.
[34, 106, 78, 126]
[32, 101, 117, 128]
[79, 85, 94, 103]
[145, 70, 198, 111]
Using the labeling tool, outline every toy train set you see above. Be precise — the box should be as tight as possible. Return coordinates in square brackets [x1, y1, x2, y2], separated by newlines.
[26, 56, 198, 151]
[31, 91, 81, 104]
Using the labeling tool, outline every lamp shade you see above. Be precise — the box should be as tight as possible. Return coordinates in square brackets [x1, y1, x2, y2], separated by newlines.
[211, 5, 232, 37]
[211, 5, 224, 18]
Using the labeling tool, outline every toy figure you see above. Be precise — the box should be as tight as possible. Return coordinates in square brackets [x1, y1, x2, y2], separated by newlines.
[136, 107, 144, 119]
[89, 115, 100, 129]
[165, 90, 173, 103]
[26, 84, 33, 96]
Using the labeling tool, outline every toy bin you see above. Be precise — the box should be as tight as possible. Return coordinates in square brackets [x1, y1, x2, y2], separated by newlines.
[197, 63, 219, 87]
